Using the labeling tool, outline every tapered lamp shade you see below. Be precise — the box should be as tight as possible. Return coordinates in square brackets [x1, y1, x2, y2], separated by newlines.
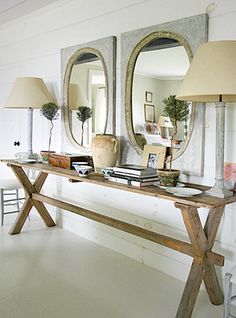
[5, 77, 53, 108]
[69, 84, 88, 110]
[176, 41, 236, 102]
[176, 40, 236, 198]
[158, 116, 173, 128]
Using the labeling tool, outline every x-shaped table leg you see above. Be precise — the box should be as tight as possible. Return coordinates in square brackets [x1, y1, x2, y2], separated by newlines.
[175, 203, 224, 318]
[8, 164, 55, 235]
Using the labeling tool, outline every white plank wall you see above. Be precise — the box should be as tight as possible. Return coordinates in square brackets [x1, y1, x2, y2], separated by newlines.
[0, 0, 236, 283]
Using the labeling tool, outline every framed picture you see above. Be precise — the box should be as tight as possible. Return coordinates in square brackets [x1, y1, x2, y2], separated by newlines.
[141, 145, 167, 169]
[144, 104, 155, 122]
[145, 91, 153, 103]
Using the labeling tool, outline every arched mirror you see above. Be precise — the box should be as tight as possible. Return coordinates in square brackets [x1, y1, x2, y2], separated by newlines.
[121, 14, 208, 176]
[61, 36, 116, 152]
[130, 32, 192, 159]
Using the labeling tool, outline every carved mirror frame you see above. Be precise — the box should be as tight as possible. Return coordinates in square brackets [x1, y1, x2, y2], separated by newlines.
[121, 14, 208, 176]
[61, 36, 116, 152]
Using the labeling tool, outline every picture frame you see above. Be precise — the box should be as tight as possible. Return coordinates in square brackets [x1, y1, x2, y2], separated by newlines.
[145, 91, 153, 103]
[141, 145, 167, 169]
[144, 104, 155, 122]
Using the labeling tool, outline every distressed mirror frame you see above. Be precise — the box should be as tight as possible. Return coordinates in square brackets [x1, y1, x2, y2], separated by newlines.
[121, 14, 208, 176]
[61, 36, 116, 152]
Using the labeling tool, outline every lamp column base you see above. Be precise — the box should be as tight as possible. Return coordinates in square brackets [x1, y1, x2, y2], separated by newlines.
[206, 183, 233, 198]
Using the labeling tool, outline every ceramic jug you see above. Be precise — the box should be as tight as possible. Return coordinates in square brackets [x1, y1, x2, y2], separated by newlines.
[91, 134, 118, 173]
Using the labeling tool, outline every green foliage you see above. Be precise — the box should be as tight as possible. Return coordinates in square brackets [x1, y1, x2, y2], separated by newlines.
[162, 95, 190, 137]
[76, 106, 92, 123]
[40, 102, 59, 122]
[40, 102, 59, 154]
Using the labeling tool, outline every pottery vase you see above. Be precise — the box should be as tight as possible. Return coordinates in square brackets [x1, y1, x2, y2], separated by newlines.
[91, 134, 118, 173]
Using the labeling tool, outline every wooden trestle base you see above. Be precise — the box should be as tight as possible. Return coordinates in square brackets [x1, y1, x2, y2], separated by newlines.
[2, 159, 236, 318]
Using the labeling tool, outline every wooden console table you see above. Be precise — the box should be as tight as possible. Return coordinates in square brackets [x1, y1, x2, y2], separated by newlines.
[2, 159, 236, 318]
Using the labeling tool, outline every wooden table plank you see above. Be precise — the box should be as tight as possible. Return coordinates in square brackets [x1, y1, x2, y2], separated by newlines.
[3, 159, 236, 208]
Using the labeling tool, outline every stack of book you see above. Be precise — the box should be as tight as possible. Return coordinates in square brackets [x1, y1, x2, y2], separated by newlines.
[108, 164, 159, 187]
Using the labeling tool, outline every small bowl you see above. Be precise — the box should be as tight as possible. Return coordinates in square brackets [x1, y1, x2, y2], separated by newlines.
[101, 167, 114, 178]
[73, 165, 93, 177]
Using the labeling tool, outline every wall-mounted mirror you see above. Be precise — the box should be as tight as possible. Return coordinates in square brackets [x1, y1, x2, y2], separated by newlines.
[61, 36, 116, 152]
[132, 35, 192, 155]
[121, 14, 208, 176]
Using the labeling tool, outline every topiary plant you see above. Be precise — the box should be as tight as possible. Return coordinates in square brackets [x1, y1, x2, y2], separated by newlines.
[40, 102, 59, 155]
[162, 95, 190, 139]
[162, 95, 190, 170]
[76, 106, 92, 146]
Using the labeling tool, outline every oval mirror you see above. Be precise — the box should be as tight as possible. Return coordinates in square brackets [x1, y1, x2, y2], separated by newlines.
[69, 50, 108, 148]
[62, 36, 116, 153]
[128, 32, 193, 159]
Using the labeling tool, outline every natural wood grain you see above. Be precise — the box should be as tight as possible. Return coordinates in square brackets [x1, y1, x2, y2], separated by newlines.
[176, 260, 205, 318]
[9, 197, 33, 235]
[3, 160, 236, 208]
[1, 160, 234, 318]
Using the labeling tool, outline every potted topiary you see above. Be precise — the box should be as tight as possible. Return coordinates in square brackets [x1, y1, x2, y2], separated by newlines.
[40, 102, 59, 162]
[76, 106, 92, 146]
[157, 95, 190, 187]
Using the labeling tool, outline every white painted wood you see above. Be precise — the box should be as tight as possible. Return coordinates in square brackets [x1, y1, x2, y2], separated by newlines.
[1, 0, 236, 285]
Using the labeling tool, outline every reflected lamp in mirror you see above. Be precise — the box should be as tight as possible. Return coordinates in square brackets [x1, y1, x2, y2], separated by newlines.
[158, 116, 173, 139]
[5, 77, 53, 156]
[177, 40, 236, 198]
[69, 83, 89, 110]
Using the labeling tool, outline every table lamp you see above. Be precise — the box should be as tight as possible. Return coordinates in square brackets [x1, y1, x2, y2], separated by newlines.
[177, 40, 236, 198]
[69, 83, 88, 110]
[158, 116, 173, 139]
[5, 77, 54, 157]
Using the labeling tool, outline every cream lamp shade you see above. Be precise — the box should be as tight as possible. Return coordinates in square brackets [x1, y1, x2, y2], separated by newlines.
[176, 40, 236, 102]
[69, 84, 88, 110]
[158, 116, 173, 128]
[5, 77, 54, 156]
[158, 115, 173, 139]
[5, 77, 53, 109]
[176, 40, 236, 198]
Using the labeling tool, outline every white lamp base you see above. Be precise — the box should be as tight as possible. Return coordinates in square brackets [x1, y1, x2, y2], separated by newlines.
[206, 186, 233, 198]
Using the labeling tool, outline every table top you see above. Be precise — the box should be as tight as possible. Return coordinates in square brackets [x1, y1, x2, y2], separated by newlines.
[2, 159, 236, 209]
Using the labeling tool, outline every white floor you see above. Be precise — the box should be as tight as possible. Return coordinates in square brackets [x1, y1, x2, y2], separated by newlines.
[0, 215, 226, 318]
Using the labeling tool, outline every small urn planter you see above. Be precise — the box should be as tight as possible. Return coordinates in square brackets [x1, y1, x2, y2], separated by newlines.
[157, 169, 180, 187]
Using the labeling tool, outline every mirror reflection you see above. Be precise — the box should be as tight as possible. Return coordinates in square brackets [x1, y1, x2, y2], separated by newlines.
[132, 38, 191, 150]
[69, 52, 107, 147]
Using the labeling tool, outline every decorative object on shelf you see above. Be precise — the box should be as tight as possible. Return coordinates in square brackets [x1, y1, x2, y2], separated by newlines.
[224, 162, 236, 192]
[72, 164, 93, 177]
[166, 187, 202, 197]
[101, 167, 114, 178]
[40, 150, 56, 163]
[144, 104, 155, 122]
[141, 145, 166, 169]
[40, 102, 59, 163]
[76, 106, 93, 146]
[5, 77, 54, 159]
[144, 122, 161, 135]
[177, 40, 236, 198]
[48, 153, 93, 169]
[157, 169, 180, 187]
[145, 91, 153, 103]
[157, 116, 173, 139]
[91, 134, 118, 173]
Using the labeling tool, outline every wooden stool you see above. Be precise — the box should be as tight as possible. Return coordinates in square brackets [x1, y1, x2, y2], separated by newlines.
[224, 266, 236, 318]
[0, 179, 25, 226]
